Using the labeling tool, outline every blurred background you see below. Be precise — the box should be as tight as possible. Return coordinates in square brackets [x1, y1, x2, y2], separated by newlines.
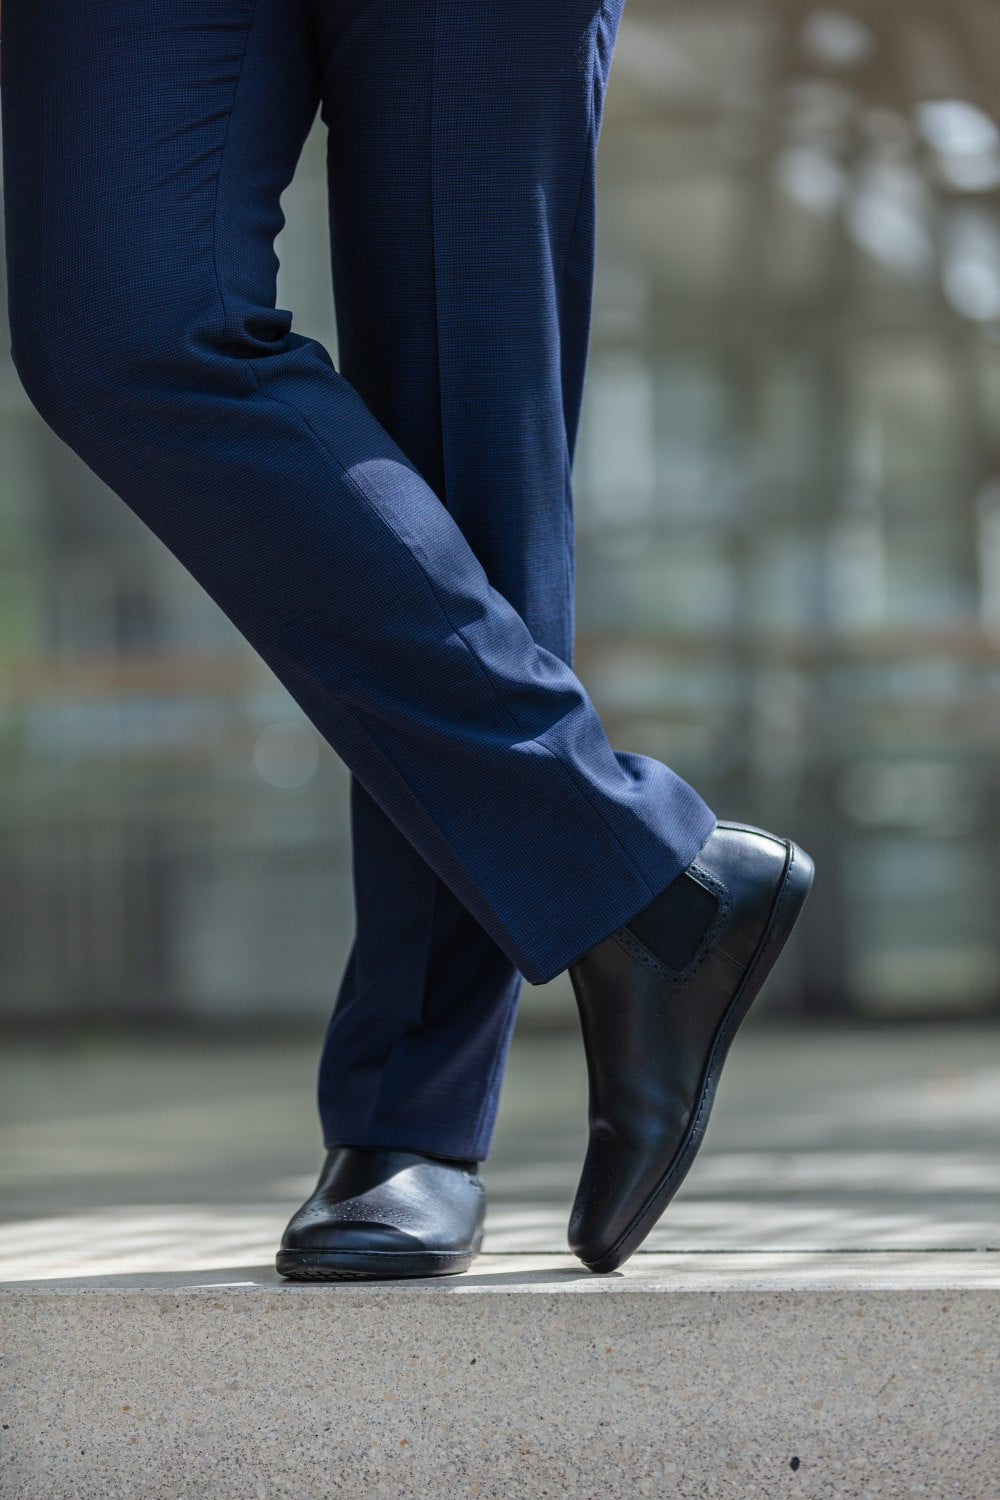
[2, 0, 1000, 1036]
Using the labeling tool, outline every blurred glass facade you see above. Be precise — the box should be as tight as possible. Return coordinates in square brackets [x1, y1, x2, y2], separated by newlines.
[2, 0, 999, 1024]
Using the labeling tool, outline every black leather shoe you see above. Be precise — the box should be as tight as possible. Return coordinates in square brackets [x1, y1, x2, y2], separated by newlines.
[275, 1144, 486, 1280]
[567, 819, 815, 1273]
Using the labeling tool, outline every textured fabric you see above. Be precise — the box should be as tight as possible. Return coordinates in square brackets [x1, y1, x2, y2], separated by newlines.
[625, 873, 721, 975]
[1, 0, 718, 1159]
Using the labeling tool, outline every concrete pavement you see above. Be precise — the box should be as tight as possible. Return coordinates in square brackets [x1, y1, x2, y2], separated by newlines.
[1, 1018, 998, 1496]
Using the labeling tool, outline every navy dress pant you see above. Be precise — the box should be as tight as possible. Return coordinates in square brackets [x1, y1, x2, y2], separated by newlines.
[1, 0, 718, 1160]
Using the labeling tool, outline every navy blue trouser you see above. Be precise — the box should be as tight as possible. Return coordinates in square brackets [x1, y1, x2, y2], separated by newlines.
[1, 0, 718, 1159]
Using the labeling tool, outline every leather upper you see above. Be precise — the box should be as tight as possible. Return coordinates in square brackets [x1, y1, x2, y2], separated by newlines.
[279, 1145, 487, 1256]
[566, 821, 792, 1264]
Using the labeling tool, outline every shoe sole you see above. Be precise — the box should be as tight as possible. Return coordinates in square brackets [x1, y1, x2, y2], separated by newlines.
[275, 1229, 485, 1282]
[582, 829, 815, 1274]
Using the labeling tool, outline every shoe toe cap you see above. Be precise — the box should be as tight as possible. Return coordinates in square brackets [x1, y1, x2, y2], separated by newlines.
[280, 1215, 427, 1255]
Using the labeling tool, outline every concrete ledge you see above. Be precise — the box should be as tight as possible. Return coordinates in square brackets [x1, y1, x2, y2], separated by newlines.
[3, 1253, 998, 1499]
[3, 1030, 998, 1494]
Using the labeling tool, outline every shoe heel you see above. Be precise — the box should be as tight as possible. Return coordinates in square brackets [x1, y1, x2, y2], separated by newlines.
[744, 837, 815, 999]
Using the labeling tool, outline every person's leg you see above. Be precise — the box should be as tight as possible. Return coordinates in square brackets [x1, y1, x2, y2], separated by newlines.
[312, 0, 619, 1162]
[1, 0, 717, 1008]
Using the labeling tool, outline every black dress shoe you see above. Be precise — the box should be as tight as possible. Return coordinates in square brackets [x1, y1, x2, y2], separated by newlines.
[567, 819, 815, 1274]
[275, 1144, 486, 1281]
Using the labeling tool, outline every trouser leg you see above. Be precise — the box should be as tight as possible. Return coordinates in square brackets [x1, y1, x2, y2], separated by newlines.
[313, 0, 628, 1159]
[1, 0, 718, 1010]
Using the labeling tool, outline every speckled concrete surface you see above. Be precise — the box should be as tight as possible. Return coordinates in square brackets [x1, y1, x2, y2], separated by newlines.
[2, 1025, 999, 1495]
[2, 1271, 998, 1499]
